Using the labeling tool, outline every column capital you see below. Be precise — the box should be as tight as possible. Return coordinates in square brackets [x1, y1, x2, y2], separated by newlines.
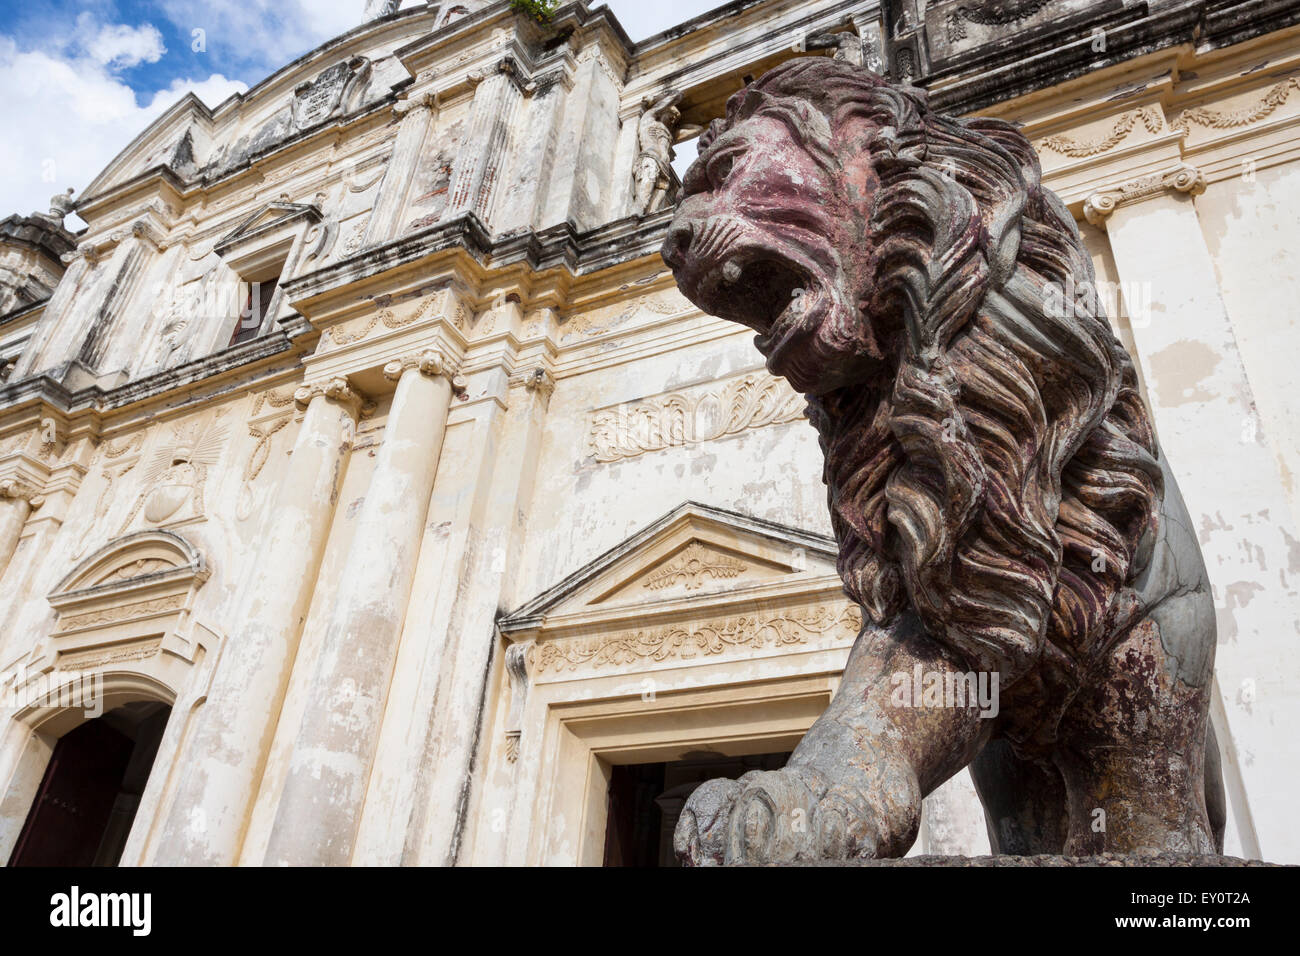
[294, 376, 366, 416]
[0, 478, 44, 508]
[393, 90, 438, 118]
[383, 349, 466, 393]
[1083, 163, 1207, 229]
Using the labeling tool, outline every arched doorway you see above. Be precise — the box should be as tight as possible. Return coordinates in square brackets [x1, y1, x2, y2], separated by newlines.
[7, 702, 171, 867]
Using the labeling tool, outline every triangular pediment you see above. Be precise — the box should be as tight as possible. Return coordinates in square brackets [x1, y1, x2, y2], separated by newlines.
[215, 201, 321, 256]
[501, 503, 842, 636]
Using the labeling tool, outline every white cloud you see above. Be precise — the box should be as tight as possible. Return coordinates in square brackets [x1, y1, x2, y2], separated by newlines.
[0, 0, 718, 229]
[0, 33, 246, 227]
[82, 18, 167, 68]
[157, 0, 381, 74]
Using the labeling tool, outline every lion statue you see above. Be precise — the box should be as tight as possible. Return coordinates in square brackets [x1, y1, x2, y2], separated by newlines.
[661, 58, 1225, 864]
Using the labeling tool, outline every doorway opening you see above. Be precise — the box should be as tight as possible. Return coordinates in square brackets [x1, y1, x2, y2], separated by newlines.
[8, 701, 171, 867]
[602, 749, 791, 867]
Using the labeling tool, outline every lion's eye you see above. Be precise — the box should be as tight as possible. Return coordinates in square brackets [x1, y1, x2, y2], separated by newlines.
[682, 160, 709, 197]
[707, 151, 737, 188]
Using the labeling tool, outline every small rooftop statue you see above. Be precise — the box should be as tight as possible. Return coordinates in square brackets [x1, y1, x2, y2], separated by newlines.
[662, 58, 1224, 865]
[39, 187, 75, 227]
[363, 0, 402, 21]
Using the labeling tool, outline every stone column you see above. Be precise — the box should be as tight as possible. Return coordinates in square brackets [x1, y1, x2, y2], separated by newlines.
[154, 378, 362, 865]
[445, 61, 523, 223]
[0, 480, 41, 581]
[403, 367, 554, 865]
[1089, 167, 1300, 860]
[263, 350, 457, 866]
[364, 92, 438, 245]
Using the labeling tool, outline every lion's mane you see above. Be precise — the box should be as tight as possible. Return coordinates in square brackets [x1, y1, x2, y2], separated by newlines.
[707, 60, 1163, 746]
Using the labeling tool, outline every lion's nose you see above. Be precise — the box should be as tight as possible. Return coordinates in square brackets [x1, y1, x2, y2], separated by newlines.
[661, 220, 694, 270]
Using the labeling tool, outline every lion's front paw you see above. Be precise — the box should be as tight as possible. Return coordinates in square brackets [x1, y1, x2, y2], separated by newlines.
[674, 767, 883, 865]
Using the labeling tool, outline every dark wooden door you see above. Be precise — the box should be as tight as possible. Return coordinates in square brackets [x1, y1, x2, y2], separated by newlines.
[8, 719, 134, 866]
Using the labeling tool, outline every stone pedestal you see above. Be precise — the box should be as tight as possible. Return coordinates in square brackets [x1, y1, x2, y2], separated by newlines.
[786, 853, 1277, 867]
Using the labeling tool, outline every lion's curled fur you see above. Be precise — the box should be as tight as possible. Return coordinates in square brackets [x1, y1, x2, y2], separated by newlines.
[705, 59, 1165, 750]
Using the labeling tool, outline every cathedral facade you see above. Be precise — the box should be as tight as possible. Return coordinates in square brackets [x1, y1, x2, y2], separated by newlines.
[0, 0, 1297, 866]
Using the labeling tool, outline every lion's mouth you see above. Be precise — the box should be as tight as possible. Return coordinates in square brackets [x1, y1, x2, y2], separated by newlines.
[691, 253, 818, 348]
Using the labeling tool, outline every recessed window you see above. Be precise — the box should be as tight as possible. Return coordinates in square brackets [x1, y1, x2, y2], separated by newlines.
[229, 272, 280, 347]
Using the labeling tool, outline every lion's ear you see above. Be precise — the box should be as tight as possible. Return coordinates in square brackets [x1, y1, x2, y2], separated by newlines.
[959, 117, 1043, 190]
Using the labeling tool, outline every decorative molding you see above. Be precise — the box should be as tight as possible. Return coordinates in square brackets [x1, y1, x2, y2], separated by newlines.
[559, 290, 682, 343]
[1172, 76, 1300, 134]
[1083, 164, 1207, 228]
[340, 219, 368, 257]
[587, 371, 805, 463]
[98, 558, 173, 583]
[101, 433, 144, 459]
[249, 387, 297, 417]
[238, 415, 292, 521]
[326, 293, 443, 346]
[643, 542, 747, 592]
[393, 90, 439, 118]
[532, 603, 861, 674]
[57, 637, 163, 671]
[503, 641, 533, 764]
[1036, 108, 1163, 158]
[946, 0, 1050, 41]
[301, 218, 339, 266]
[48, 530, 209, 644]
[55, 594, 185, 633]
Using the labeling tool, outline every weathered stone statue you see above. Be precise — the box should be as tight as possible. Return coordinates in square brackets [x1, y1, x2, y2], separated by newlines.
[661, 58, 1224, 864]
[363, 0, 402, 21]
[633, 91, 700, 216]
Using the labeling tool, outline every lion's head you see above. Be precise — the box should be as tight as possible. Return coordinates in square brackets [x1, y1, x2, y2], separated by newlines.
[663, 59, 1164, 741]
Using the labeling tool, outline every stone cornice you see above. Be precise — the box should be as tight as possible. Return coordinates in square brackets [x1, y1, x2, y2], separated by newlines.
[1082, 163, 1208, 228]
[0, 331, 299, 421]
[925, 4, 1203, 115]
[281, 209, 675, 315]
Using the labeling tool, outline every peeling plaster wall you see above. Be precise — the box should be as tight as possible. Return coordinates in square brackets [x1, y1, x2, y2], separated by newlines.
[520, 324, 832, 598]
[1197, 163, 1300, 521]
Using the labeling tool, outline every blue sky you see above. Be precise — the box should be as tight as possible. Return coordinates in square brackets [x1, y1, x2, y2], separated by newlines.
[0, 1, 718, 227]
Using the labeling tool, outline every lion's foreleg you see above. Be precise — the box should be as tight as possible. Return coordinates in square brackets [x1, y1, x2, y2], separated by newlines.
[675, 612, 995, 863]
[785, 611, 996, 853]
